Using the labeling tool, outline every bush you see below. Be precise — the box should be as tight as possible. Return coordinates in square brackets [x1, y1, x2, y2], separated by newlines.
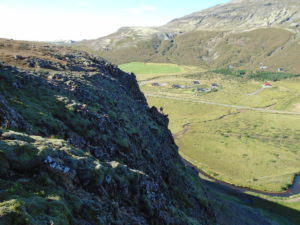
[249, 71, 300, 81]
[212, 68, 247, 77]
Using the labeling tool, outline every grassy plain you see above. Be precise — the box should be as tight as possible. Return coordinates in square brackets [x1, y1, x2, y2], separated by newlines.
[118, 62, 205, 81]
[119, 62, 182, 75]
[149, 96, 300, 192]
[121, 62, 300, 193]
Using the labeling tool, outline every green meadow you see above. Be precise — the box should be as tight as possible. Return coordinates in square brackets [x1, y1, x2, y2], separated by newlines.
[121, 62, 300, 194]
[152, 96, 300, 192]
[118, 62, 204, 81]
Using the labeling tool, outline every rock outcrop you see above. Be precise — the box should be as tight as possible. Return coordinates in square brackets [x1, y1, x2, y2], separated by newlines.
[0, 39, 215, 225]
[164, 0, 300, 31]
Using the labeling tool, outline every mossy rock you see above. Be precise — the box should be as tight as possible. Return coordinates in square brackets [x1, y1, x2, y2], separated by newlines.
[0, 141, 40, 170]
[0, 199, 27, 225]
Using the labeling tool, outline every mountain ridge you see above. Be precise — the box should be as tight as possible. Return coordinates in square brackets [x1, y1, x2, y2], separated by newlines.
[74, 0, 300, 72]
[164, 0, 300, 32]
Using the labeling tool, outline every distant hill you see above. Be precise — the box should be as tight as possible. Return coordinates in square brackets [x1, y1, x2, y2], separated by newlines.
[164, 0, 300, 31]
[74, 0, 300, 73]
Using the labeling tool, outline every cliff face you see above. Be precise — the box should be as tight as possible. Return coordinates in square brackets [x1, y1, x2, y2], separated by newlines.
[164, 0, 300, 31]
[0, 39, 215, 225]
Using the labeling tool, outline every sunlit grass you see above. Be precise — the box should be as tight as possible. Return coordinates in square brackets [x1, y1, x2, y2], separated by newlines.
[140, 70, 300, 192]
[119, 62, 204, 81]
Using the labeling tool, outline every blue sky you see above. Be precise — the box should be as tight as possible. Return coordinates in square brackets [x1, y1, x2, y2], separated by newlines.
[0, 0, 228, 41]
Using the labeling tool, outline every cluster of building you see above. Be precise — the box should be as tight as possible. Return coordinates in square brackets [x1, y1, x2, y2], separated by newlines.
[259, 64, 285, 72]
[151, 80, 220, 93]
[151, 79, 273, 94]
[196, 83, 219, 92]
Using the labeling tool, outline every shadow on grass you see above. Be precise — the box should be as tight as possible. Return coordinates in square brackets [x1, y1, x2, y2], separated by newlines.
[181, 157, 300, 224]
[202, 176, 300, 225]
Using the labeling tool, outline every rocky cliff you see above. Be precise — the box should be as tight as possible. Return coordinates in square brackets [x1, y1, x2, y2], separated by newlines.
[164, 0, 300, 31]
[0, 39, 217, 225]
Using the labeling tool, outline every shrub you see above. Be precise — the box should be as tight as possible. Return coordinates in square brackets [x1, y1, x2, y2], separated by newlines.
[212, 68, 247, 77]
[249, 71, 300, 81]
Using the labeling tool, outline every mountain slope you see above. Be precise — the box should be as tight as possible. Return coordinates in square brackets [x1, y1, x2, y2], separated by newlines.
[74, 0, 300, 72]
[0, 38, 217, 224]
[78, 27, 161, 52]
[0, 39, 297, 225]
[164, 0, 300, 31]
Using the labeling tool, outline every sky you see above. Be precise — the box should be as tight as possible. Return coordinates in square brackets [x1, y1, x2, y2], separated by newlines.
[0, 0, 228, 41]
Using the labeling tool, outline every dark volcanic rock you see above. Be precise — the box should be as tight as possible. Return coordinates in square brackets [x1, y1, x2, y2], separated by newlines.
[0, 95, 30, 131]
[0, 40, 215, 225]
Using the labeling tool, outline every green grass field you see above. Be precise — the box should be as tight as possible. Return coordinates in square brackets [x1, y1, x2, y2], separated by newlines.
[124, 63, 300, 193]
[119, 62, 182, 75]
[118, 62, 204, 81]
[119, 62, 300, 213]
[148, 96, 300, 191]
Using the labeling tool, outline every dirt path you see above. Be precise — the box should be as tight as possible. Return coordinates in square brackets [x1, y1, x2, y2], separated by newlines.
[173, 123, 190, 138]
[173, 111, 241, 139]
[245, 87, 265, 96]
[201, 111, 241, 123]
[267, 31, 299, 57]
[145, 93, 300, 116]
[223, 87, 265, 96]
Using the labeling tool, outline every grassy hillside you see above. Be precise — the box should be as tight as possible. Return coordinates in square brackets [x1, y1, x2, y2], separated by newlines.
[76, 28, 300, 74]
[0, 39, 219, 225]
[74, 0, 300, 73]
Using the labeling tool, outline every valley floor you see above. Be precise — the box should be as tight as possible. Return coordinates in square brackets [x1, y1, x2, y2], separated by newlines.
[120, 62, 300, 214]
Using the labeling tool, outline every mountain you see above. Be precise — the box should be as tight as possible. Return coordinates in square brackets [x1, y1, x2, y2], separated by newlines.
[74, 0, 300, 72]
[0, 38, 292, 225]
[164, 0, 300, 31]
[77, 27, 160, 51]
[0, 38, 215, 224]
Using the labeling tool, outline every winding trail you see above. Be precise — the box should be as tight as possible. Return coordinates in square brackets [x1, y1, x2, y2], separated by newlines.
[224, 87, 265, 96]
[145, 93, 300, 116]
[173, 111, 240, 138]
[245, 87, 264, 96]
[173, 123, 190, 138]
